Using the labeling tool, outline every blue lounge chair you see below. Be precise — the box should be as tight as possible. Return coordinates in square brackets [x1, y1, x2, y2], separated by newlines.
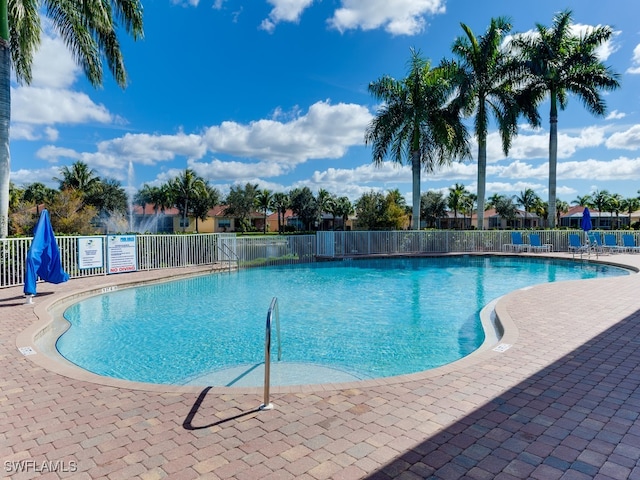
[503, 232, 529, 252]
[568, 234, 589, 257]
[528, 233, 551, 253]
[603, 234, 625, 253]
[622, 234, 640, 253]
[587, 232, 604, 255]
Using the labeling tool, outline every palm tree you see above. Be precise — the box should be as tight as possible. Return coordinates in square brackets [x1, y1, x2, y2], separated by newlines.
[315, 188, 335, 231]
[451, 17, 525, 230]
[255, 189, 274, 234]
[191, 184, 219, 233]
[23, 182, 56, 215]
[515, 188, 540, 229]
[421, 191, 447, 228]
[272, 192, 290, 233]
[621, 197, 640, 228]
[335, 196, 353, 231]
[591, 190, 611, 229]
[366, 48, 470, 230]
[0, 0, 144, 238]
[447, 183, 466, 229]
[486, 193, 504, 211]
[494, 195, 517, 228]
[56, 161, 101, 199]
[135, 184, 157, 219]
[572, 194, 593, 207]
[170, 169, 206, 232]
[461, 192, 476, 229]
[554, 199, 569, 228]
[608, 193, 623, 229]
[513, 10, 620, 228]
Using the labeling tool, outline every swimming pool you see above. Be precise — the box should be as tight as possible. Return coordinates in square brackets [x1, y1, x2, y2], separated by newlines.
[56, 256, 628, 386]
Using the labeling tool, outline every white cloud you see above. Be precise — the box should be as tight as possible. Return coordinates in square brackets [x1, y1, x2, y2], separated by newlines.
[170, 0, 199, 7]
[605, 125, 640, 150]
[10, 28, 115, 130]
[328, 0, 446, 36]
[606, 110, 626, 120]
[627, 44, 640, 74]
[557, 156, 640, 180]
[11, 87, 113, 125]
[30, 31, 79, 89]
[189, 158, 288, 181]
[203, 100, 371, 164]
[260, 0, 314, 32]
[98, 132, 207, 165]
[11, 166, 62, 188]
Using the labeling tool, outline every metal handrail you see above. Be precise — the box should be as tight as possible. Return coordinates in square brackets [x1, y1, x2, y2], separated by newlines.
[217, 240, 239, 272]
[260, 297, 281, 410]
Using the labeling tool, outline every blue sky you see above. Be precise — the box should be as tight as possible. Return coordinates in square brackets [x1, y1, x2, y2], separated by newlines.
[10, 0, 640, 207]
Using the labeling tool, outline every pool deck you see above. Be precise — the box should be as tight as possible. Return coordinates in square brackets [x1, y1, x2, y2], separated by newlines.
[2, 252, 640, 479]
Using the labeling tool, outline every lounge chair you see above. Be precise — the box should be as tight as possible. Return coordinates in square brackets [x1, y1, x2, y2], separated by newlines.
[568, 234, 589, 257]
[502, 232, 529, 252]
[528, 233, 551, 253]
[622, 234, 640, 253]
[587, 232, 604, 255]
[603, 234, 625, 253]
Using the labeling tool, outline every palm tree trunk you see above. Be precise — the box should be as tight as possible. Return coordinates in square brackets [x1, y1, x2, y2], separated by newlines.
[476, 139, 487, 230]
[411, 150, 421, 230]
[0, 36, 10, 239]
[548, 95, 558, 229]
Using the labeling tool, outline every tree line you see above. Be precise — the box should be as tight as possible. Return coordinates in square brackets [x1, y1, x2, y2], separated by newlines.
[9, 159, 640, 236]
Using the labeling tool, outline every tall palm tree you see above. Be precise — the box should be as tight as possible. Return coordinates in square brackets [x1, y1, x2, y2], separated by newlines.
[255, 189, 273, 234]
[515, 188, 540, 228]
[451, 17, 526, 230]
[0, 0, 144, 238]
[170, 169, 206, 232]
[366, 48, 469, 230]
[513, 10, 620, 228]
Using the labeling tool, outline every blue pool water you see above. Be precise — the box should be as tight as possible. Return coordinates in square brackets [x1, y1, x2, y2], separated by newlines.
[57, 256, 628, 386]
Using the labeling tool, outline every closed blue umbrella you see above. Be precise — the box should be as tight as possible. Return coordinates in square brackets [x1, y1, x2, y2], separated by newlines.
[581, 207, 592, 232]
[24, 209, 69, 299]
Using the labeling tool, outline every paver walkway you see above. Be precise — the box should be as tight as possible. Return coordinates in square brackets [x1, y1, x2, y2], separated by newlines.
[1, 254, 640, 479]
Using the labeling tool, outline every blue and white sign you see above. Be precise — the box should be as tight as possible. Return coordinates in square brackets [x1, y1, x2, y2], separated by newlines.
[78, 237, 104, 270]
[107, 235, 137, 274]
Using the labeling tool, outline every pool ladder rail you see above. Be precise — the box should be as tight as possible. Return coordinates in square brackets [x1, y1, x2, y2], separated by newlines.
[260, 297, 281, 410]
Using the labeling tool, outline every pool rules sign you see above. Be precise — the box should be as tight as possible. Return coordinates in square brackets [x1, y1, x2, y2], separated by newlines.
[107, 235, 138, 274]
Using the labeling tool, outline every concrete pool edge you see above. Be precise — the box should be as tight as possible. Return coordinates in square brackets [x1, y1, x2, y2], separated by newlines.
[15, 253, 634, 395]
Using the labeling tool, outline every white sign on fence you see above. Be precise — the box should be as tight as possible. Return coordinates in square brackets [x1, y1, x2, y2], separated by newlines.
[107, 235, 138, 274]
[78, 237, 104, 269]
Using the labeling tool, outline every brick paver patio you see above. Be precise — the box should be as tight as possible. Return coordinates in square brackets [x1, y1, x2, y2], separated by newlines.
[1, 253, 640, 479]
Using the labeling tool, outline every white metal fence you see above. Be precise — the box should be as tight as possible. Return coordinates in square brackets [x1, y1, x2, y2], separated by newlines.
[3, 230, 637, 289]
[316, 230, 640, 257]
[0, 233, 319, 288]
